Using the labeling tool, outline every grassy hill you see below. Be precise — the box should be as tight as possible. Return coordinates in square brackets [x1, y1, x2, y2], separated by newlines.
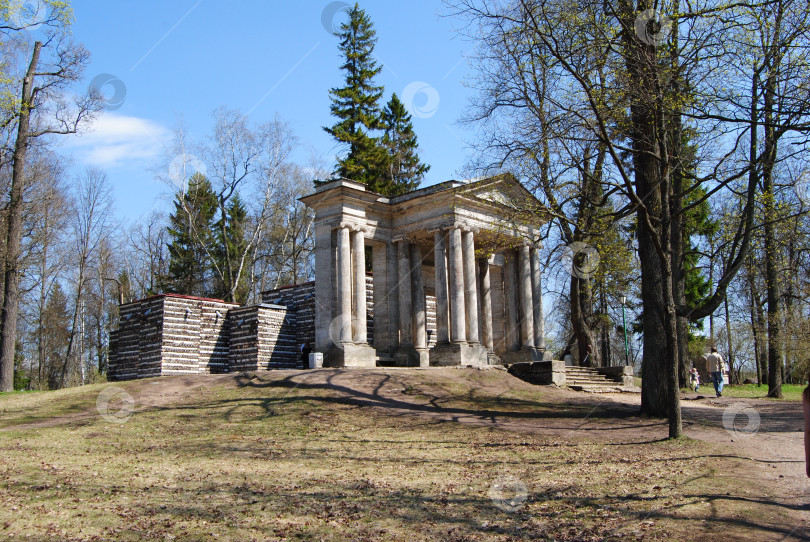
[0, 368, 804, 541]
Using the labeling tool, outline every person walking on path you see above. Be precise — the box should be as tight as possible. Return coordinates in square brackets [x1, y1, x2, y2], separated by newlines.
[707, 347, 724, 397]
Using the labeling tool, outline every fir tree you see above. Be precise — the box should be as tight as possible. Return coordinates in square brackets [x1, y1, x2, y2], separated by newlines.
[165, 173, 218, 297]
[43, 283, 70, 390]
[323, 3, 388, 190]
[380, 92, 430, 195]
[212, 194, 250, 304]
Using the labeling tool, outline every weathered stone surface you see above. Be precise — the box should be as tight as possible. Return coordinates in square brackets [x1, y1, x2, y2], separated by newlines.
[595, 365, 635, 387]
[429, 342, 488, 367]
[508, 360, 566, 386]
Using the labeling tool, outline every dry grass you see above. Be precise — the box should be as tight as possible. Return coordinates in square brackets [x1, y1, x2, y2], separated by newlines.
[0, 370, 804, 541]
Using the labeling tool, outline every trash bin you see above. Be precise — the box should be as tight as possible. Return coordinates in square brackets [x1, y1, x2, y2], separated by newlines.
[309, 352, 323, 369]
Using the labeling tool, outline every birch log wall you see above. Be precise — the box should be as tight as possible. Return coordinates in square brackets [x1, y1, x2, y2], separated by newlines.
[110, 284, 323, 380]
[108, 278, 441, 380]
[109, 295, 239, 380]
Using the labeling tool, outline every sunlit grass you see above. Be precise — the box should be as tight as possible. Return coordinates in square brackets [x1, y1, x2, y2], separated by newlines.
[0, 371, 801, 541]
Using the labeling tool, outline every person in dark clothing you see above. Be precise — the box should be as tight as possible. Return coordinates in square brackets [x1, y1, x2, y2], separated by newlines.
[301, 343, 312, 368]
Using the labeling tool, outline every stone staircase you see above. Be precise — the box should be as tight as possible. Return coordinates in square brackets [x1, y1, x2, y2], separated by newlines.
[565, 366, 635, 393]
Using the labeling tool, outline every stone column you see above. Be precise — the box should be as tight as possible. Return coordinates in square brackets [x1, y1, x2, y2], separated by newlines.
[313, 222, 333, 352]
[410, 244, 427, 349]
[351, 229, 367, 344]
[462, 230, 480, 344]
[479, 258, 494, 352]
[503, 250, 519, 350]
[448, 227, 466, 343]
[433, 231, 450, 344]
[530, 246, 546, 350]
[519, 245, 535, 349]
[397, 239, 413, 347]
[336, 226, 352, 344]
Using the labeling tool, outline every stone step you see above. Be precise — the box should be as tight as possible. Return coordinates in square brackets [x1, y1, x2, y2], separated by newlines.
[568, 374, 607, 380]
[566, 377, 614, 385]
[569, 384, 641, 393]
[564, 366, 625, 388]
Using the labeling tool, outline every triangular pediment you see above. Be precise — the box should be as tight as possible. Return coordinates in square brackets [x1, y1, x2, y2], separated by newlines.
[457, 173, 545, 215]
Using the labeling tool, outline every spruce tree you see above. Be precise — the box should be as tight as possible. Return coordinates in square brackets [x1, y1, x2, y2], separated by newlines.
[381, 92, 430, 195]
[323, 3, 388, 191]
[165, 173, 218, 297]
[212, 194, 250, 304]
[43, 283, 70, 390]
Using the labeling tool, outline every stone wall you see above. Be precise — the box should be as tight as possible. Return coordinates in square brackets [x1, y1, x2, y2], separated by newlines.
[109, 296, 165, 381]
[109, 295, 236, 380]
[228, 304, 300, 371]
[261, 281, 317, 349]
[109, 276, 443, 380]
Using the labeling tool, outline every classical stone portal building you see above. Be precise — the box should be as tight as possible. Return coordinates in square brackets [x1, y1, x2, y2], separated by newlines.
[305, 174, 551, 368]
[108, 174, 554, 379]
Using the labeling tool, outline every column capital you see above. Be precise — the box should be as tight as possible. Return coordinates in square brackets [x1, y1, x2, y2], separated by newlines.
[333, 221, 367, 233]
[456, 222, 479, 234]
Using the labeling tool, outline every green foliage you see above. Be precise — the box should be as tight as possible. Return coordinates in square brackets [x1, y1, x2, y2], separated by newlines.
[676, 127, 717, 329]
[380, 92, 429, 195]
[164, 174, 253, 303]
[0, 1, 75, 119]
[164, 173, 218, 297]
[323, 3, 429, 196]
[43, 283, 70, 390]
[682, 183, 716, 327]
[324, 3, 388, 188]
[212, 194, 250, 304]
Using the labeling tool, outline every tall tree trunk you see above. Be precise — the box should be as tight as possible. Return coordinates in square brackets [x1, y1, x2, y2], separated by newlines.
[755, 291, 768, 385]
[0, 42, 41, 391]
[669, 0, 688, 390]
[724, 293, 735, 384]
[670, 151, 688, 388]
[570, 275, 597, 366]
[621, 1, 680, 435]
[762, 4, 783, 398]
[747, 261, 764, 386]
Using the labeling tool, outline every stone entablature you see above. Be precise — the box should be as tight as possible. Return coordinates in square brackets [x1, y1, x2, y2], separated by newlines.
[300, 173, 552, 368]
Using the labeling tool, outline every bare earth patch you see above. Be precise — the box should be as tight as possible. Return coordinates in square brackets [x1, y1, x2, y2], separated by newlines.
[0, 368, 807, 541]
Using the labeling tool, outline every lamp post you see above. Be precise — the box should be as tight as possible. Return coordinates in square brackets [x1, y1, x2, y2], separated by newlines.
[620, 295, 629, 366]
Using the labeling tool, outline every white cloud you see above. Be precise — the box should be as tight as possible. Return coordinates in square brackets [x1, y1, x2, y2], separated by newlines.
[60, 113, 171, 168]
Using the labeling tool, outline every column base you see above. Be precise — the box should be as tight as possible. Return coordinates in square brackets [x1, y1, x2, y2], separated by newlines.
[500, 347, 546, 364]
[429, 342, 488, 367]
[325, 343, 377, 368]
[487, 352, 502, 366]
[392, 347, 429, 367]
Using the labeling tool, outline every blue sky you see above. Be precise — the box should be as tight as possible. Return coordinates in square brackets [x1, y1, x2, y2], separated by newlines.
[52, 0, 478, 220]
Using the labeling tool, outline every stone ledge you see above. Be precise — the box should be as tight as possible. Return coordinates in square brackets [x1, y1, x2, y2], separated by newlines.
[594, 365, 635, 387]
[508, 360, 566, 386]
